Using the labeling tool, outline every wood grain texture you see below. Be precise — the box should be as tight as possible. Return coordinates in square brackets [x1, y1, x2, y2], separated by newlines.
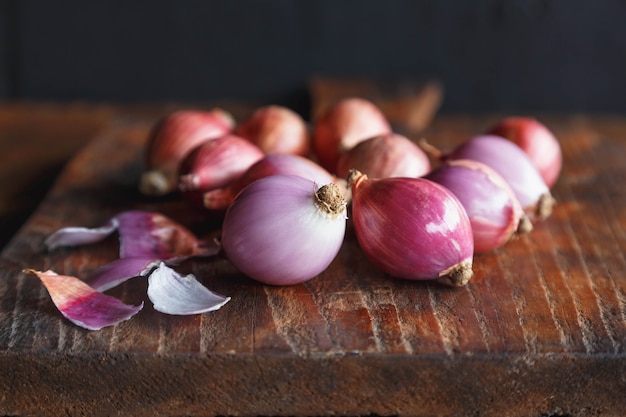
[1, 108, 626, 416]
[0, 103, 115, 249]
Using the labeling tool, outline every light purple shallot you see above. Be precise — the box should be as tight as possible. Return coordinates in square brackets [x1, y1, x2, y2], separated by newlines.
[423, 135, 556, 220]
[221, 175, 348, 285]
[424, 159, 532, 253]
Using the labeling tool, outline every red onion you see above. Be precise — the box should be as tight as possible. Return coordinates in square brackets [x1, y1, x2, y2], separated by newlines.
[347, 170, 474, 286]
[424, 159, 532, 253]
[235, 105, 311, 156]
[203, 154, 337, 211]
[313, 97, 392, 172]
[335, 132, 431, 179]
[221, 175, 347, 285]
[487, 116, 562, 187]
[139, 108, 234, 196]
[424, 135, 556, 220]
[178, 133, 264, 198]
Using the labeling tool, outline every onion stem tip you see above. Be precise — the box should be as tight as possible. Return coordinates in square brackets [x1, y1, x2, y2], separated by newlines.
[346, 169, 366, 188]
[139, 171, 170, 196]
[441, 259, 473, 286]
[536, 193, 556, 220]
[517, 214, 534, 235]
[315, 183, 347, 217]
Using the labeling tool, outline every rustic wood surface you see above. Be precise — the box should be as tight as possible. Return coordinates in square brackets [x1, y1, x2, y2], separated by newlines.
[0, 103, 114, 249]
[1, 98, 626, 416]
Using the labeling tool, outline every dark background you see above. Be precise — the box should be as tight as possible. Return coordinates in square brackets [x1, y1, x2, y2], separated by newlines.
[1, 0, 625, 115]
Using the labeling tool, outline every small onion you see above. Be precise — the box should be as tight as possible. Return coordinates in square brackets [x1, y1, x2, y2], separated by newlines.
[347, 170, 474, 286]
[335, 132, 431, 179]
[487, 116, 562, 187]
[222, 175, 347, 285]
[178, 133, 264, 194]
[203, 154, 337, 211]
[424, 159, 532, 253]
[313, 97, 392, 172]
[139, 108, 234, 196]
[424, 135, 556, 220]
[235, 105, 311, 156]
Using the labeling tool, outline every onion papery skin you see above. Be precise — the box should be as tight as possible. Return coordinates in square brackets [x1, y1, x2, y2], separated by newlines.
[424, 159, 530, 253]
[139, 108, 234, 196]
[348, 171, 474, 285]
[235, 105, 311, 156]
[443, 135, 555, 220]
[203, 154, 336, 211]
[221, 175, 347, 286]
[487, 116, 562, 188]
[313, 98, 392, 173]
[335, 133, 431, 179]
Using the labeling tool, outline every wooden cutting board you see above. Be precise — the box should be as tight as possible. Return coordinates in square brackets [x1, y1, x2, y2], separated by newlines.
[1, 102, 626, 416]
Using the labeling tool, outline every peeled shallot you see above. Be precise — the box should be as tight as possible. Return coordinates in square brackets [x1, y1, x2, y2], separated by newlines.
[221, 175, 347, 285]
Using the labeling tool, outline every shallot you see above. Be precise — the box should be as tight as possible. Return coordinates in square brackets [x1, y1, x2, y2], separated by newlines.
[203, 154, 337, 211]
[221, 175, 347, 285]
[139, 108, 234, 196]
[424, 159, 532, 253]
[335, 132, 431, 179]
[235, 105, 311, 156]
[178, 134, 264, 208]
[313, 97, 392, 172]
[487, 116, 562, 187]
[423, 135, 556, 220]
[348, 170, 474, 286]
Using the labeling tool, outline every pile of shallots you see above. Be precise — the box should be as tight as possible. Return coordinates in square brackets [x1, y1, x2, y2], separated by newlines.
[139, 99, 561, 287]
[29, 98, 562, 330]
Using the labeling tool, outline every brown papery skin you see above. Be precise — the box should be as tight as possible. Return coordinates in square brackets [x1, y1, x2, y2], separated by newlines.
[235, 105, 311, 156]
[313, 98, 392, 173]
[140, 108, 235, 196]
[335, 133, 431, 179]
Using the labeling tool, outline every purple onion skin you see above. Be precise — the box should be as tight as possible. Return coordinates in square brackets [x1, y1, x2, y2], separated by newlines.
[222, 175, 347, 286]
[424, 159, 527, 253]
[349, 172, 474, 285]
[444, 135, 554, 219]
